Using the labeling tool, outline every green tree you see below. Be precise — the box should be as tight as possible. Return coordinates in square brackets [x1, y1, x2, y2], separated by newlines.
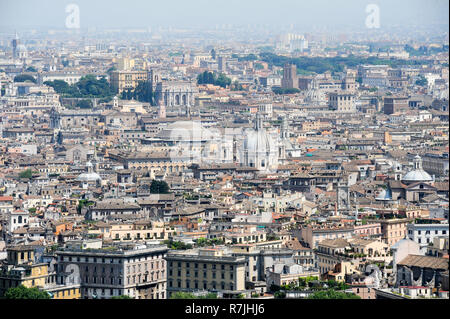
[45, 75, 113, 100]
[150, 180, 170, 194]
[254, 63, 264, 70]
[170, 292, 197, 299]
[19, 169, 33, 179]
[76, 99, 93, 109]
[25, 66, 37, 72]
[133, 81, 153, 103]
[274, 291, 286, 299]
[14, 74, 36, 83]
[197, 71, 231, 88]
[308, 289, 360, 299]
[272, 87, 300, 95]
[4, 285, 51, 299]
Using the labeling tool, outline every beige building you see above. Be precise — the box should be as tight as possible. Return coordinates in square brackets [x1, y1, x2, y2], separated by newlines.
[329, 91, 356, 112]
[348, 238, 392, 262]
[56, 243, 168, 299]
[370, 219, 411, 246]
[110, 70, 148, 94]
[324, 261, 360, 282]
[166, 248, 247, 298]
[89, 220, 175, 241]
[0, 246, 81, 299]
[315, 238, 351, 275]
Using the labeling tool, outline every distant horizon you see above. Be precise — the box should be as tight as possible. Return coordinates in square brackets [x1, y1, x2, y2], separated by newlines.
[0, 0, 448, 31]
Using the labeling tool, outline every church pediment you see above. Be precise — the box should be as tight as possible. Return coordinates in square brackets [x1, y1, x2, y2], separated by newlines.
[405, 182, 437, 191]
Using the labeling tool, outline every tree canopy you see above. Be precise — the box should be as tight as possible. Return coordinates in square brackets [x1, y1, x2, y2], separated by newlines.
[272, 87, 300, 95]
[44, 75, 114, 100]
[3, 285, 51, 299]
[163, 240, 192, 250]
[260, 52, 428, 75]
[197, 71, 232, 88]
[14, 74, 36, 83]
[76, 99, 93, 109]
[19, 169, 34, 179]
[307, 289, 360, 299]
[170, 292, 217, 299]
[120, 81, 153, 104]
[150, 180, 170, 194]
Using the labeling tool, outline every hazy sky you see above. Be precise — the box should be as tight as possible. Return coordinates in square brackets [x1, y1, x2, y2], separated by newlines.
[0, 0, 448, 30]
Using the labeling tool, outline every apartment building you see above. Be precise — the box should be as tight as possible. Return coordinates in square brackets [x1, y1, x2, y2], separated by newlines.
[0, 245, 81, 299]
[328, 91, 356, 112]
[370, 219, 412, 246]
[166, 248, 246, 298]
[55, 243, 168, 299]
[109, 70, 148, 94]
[407, 222, 449, 253]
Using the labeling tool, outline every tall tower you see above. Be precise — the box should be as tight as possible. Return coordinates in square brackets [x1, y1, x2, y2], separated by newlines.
[254, 113, 263, 131]
[280, 115, 288, 139]
[158, 96, 166, 119]
[282, 63, 298, 89]
[12, 32, 19, 60]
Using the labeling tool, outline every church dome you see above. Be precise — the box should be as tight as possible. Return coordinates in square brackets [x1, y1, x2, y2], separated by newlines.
[242, 115, 278, 171]
[76, 161, 101, 182]
[401, 170, 433, 183]
[401, 155, 432, 183]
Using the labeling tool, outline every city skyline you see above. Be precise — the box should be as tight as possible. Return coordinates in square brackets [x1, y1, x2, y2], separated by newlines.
[0, 0, 448, 31]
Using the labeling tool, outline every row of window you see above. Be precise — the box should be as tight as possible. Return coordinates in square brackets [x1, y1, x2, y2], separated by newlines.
[169, 270, 233, 280]
[127, 261, 164, 274]
[169, 280, 234, 291]
[84, 276, 122, 285]
[410, 229, 447, 235]
[61, 256, 122, 264]
[170, 262, 233, 271]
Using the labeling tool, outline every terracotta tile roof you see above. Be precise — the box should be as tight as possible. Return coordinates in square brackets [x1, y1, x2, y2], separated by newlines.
[398, 254, 449, 270]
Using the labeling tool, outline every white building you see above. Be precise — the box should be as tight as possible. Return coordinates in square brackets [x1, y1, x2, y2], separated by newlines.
[8, 210, 29, 233]
[407, 223, 449, 253]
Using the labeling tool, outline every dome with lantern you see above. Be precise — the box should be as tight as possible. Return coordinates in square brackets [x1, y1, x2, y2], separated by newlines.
[401, 155, 432, 184]
[242, 114, 278, 171]
[76, 161, 101, 182]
